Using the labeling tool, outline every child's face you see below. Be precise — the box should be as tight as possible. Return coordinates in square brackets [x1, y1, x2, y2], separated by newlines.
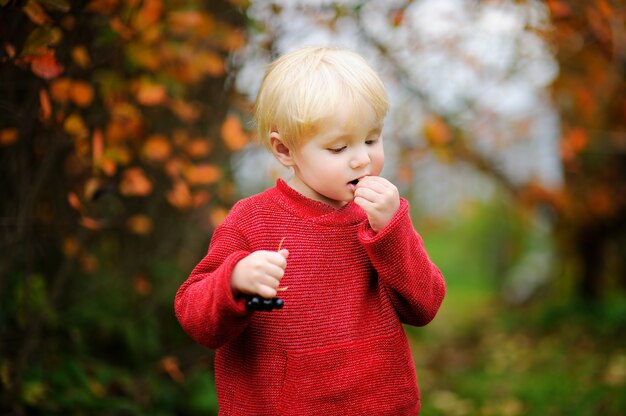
[288, 104, 384, 208]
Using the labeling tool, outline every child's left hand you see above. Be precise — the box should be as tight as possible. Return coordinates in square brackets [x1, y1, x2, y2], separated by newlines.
[353, 176, 400, 233]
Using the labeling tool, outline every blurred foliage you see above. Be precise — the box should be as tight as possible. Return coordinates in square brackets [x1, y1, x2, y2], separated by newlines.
[0, 0, 248, 413]
[414, 199, 626, 415]
[544, 0, 626, 299]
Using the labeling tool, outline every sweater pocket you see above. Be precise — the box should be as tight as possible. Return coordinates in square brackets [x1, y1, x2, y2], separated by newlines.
[276, 332, 420, 415]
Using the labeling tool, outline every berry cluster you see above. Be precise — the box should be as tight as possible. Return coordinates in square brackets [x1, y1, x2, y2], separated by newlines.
[246, 296, 284, 312]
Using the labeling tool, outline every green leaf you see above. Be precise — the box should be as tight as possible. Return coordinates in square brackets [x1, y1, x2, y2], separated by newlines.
[40, 0, 70, 12]
[21, 26, 62, 56]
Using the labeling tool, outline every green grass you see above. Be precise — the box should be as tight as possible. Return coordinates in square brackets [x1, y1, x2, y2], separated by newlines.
[405, 200, 626, 416]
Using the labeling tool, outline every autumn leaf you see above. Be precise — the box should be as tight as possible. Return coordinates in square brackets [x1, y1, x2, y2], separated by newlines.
[184, 138, 212, 158]
[0, 128, 19, 146]
[23, 0, 52, 26]
[119, 167, 153, 197]
[142, 134, 171, 162]
[126, 214, 153, 235]
[183, 163, 221, 185]
[167, 180, 192, 210]
[160, 356, 184, 383]
[546, 0, 571, 19]
[67, 192, 85, 212]
[194, 51, 225, 77]
[70, 81, 94, 107]
[133, 273, 152, 296]
[86, 0, 119, 16]
[423, 115, 452, 146]
[38, 88, 52, 121]
[132, 0, 163, 31]
[50, 77, 72, 102]
[92, 129, 104, 168]
[221, 114, 248, 150]
[169, 98, 201, 122]
[168, 11, 207, 34]
[80, 216, 104, 231]
[21, 27, 62, 56]
[209, 206, 229, 228]
[62, 236, 80, 257]
[63, 113, 89, 138]
[40, 0, 70, 12]
[135, 80, 167, 106]
[30, 49, 64, 79]
[71, 45, 91, 68]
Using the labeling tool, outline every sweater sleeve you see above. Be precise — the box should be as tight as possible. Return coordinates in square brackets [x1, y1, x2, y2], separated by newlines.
[358, 198, 446, 327]
[174, 224, 252, 349]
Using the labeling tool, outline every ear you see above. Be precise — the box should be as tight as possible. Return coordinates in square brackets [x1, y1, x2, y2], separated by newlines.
[270, 132, 296, 167]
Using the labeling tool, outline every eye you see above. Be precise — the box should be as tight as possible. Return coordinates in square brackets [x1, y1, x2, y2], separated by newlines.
[365, 137, 380, 145]
[328, 146, 347, 154]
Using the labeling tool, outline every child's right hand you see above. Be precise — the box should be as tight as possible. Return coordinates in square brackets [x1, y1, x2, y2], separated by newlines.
[231, 249, 289, 299]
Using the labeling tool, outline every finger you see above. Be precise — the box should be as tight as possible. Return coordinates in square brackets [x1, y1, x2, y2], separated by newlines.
[263, 263, 285, 280]
[256, 284, 278, 299]
[278, 249, 289, 259]
[354, 196, 375, 212]
[356, 176, 392, 194]
[354, 186, 381, 203]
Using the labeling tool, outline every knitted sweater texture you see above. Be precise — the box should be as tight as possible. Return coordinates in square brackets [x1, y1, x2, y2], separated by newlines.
[174, 179, 446, 415]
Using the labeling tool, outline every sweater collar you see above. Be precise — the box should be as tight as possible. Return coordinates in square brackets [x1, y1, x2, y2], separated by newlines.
[272, 179, 365, 226]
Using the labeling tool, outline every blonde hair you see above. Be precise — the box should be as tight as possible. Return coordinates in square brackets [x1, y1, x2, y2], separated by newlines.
[254, 46, 389, 149]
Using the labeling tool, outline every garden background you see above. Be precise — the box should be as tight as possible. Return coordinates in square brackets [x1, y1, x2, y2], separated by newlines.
[1, 0, 625, 414]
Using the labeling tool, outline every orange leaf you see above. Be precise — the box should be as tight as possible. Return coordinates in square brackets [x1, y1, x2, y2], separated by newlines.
[165, 157, 183, 178]
[184, 138, 212, 158]
[169, 98, 201, 122]
[39, 88, 52, 120]
[133, 273, 152, 296]
[71, 45, 91, 68]
[391, 9, 405, 27]
[119, 167, 153, 197]
[132, 0, 162, 31]
[80, 216, 104, 231]
[31, 49, 64, 79]
[92, 129, 104, 167]
[70, 81, 94, 107]
[86, 0, 119, 15]
[0, 128, 19, 146]
[5, 43, 16, 59]
[167, 180, 192, 210]
[209, 206, 229, 228]
[127, 214, 153, 235]
[23, 0, 52, 25]
[547, 0, 571, 19]
[63, 236, 80, 257]
[221, 115, 248, 151]
[63, 113, 88, 138]
[194, 51, 225, 77]
[160, 356, 184, 383]
[142, 134, 171, 162]
[68, 192, 84, 212]
[193, 190, 210, 207]
[50, 77, 72, 102]
[565, 128, 588, 152]
[184, 163, 221, 185]
[136, 80, 166, 106]
[423, 115, 452, 146]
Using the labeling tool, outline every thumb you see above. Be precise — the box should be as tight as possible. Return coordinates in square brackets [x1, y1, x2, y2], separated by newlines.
[278, 248, 289, 259]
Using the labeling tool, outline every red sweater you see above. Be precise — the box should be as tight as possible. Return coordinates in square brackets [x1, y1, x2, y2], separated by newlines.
[175, 179, 446, 415]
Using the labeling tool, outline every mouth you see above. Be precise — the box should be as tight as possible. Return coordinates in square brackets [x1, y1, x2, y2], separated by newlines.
[348, 178, 359, 186]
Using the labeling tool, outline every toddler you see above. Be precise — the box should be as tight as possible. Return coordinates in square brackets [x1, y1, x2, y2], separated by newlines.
[175, 46, 446, 415]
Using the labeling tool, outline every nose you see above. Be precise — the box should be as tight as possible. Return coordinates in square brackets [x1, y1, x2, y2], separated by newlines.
[350, 146, 371, 169]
